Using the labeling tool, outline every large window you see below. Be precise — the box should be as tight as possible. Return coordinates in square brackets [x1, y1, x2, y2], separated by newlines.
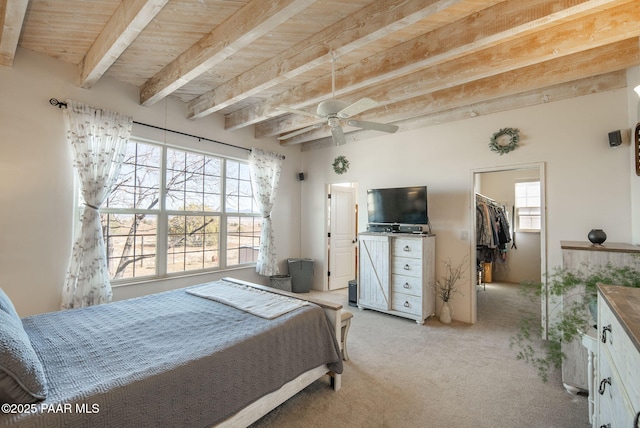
[95, 139, 260, 282]
[515, 181, 541, 232]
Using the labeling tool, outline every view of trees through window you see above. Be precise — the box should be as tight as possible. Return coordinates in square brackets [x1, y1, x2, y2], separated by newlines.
[92, 140, 260, 281]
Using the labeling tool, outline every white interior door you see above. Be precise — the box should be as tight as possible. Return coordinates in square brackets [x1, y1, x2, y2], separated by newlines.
[328, 185, 356, 290]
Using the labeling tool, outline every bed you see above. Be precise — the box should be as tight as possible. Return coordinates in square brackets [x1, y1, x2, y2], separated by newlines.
[0, 277, 343, 427]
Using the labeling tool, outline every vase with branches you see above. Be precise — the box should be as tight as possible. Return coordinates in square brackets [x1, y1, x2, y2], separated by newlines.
[436, 256, 468, 323]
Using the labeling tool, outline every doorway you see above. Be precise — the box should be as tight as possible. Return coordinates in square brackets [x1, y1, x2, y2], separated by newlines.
[470, 163, 547, 325]
[326, 183, 357, 291]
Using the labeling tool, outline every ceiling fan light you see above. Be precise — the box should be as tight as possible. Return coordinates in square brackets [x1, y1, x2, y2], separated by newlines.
[317, 100, 348, 117]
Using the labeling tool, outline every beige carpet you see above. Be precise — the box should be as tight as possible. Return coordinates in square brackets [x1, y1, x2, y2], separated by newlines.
[250, 283, 589, 428]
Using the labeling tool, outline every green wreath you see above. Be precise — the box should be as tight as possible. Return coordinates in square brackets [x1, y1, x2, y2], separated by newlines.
[489, 128, 520, 155]
[332, 155, 349, 175]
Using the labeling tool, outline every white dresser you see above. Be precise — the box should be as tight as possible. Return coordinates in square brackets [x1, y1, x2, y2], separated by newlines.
[594, 284, 640, 428]
[358, 232, 435, 324]
[560, 241, 640, 393]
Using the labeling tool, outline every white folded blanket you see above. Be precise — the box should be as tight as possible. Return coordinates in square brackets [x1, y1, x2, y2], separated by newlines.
[186, 280, 308, 319]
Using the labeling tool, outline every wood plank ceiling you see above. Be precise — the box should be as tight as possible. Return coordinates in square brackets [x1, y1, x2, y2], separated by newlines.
[2, 0, 639, 148]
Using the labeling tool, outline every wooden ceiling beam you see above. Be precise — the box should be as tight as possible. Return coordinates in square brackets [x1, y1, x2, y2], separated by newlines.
[255, 1, 640, 138]
[79, 0, 169, 88]
[187, 0, 469, 119]
[229, 0, 632, 133]
[230, 0, 608, 130]
[0, 0, 28, 66]
[384, 40, 640, 124]
[285, 39, 639, 145]
[139, 0, 317, 107]
[301, 70, 628, 150]
[331, 0, 634, 97]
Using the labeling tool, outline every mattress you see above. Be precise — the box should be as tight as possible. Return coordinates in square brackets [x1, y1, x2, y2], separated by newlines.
[1, 279, 342, 427]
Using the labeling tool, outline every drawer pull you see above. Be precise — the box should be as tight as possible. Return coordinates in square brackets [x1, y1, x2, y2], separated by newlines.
[403, 282, 410, 289]
[598, 377, 611, 395]
[601, 324, 612, 343]
[404, 301, 410, 308]
[598, 424, 610, 428]
[403, 245, 411, 252]
[404, 264, 411, 270]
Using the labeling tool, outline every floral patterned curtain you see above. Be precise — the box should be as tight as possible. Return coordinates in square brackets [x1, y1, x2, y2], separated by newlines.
[61, 100, 133, 309]
[248, 148, 283, 276]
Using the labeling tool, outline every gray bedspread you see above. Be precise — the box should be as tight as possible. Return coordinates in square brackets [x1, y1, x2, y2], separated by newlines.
[1, 279, 342, 427]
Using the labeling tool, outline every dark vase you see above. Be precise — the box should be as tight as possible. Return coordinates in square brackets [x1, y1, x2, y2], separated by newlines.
[587, 229, 607, 245]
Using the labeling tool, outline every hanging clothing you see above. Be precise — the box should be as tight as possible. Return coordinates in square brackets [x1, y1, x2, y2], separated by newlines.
[476, 197, 511, 249]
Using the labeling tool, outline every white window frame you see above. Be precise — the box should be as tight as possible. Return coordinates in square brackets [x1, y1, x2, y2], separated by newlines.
[514, 180, 541, 233]
[76, 137, 260, 285]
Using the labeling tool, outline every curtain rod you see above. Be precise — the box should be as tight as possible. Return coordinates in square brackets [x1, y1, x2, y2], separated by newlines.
[49, 98, 285, 159]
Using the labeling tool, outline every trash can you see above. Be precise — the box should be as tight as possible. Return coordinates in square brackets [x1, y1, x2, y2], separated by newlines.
[348, 279, 357, 307]
[287, 258, 314, 293]
[269, 275, 292, 292]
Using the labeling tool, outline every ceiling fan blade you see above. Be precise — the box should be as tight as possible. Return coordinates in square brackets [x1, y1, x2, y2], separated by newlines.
[346, 119, 399, 133]
[331, 126, 346, 146]
[276, 106, 322, 119]
[337, 98, 379, 118]
[278, 124, 323, 140]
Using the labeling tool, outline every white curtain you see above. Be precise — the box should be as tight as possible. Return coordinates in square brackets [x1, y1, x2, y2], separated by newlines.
[61, 100, 133, 309]
[248, 148, 283, 276]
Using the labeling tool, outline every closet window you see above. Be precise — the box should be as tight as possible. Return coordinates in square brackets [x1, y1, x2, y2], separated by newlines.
[515, 181, 541, 232]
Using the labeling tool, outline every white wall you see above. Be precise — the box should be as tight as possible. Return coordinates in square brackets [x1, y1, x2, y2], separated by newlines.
[301, 81, 636, 323]
[0, 49, 302, 316]
[628, 66, 640, 244]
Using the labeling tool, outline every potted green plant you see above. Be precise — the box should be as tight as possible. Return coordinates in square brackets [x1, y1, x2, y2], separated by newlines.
[436, 256, 467, 324]
[510, 262, 640, 382]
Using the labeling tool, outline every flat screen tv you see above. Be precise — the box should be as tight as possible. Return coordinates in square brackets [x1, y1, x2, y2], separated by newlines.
[367, 186, 428, 225]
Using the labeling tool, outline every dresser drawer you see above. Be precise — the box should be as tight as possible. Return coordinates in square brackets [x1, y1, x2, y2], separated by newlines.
[599, 297, 640, 408]
[391, 292, 422, 316]
[595, 386, 616, 428]
[391, 275, 422, 297]
[392, 238, 422, 259]
[392, 257, 422, 278]
[597, 346, 638, 428]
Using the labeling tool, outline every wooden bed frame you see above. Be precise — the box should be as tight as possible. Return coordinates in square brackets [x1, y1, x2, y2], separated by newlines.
[216, 278, 343, 427]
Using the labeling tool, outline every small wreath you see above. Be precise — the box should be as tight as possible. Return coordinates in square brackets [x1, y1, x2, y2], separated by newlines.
[332, 155, 349, 175]
[489, 128, 520, 155]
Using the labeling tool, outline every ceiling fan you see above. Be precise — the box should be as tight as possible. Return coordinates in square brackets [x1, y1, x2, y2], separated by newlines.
[277, 57, 399, 146]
